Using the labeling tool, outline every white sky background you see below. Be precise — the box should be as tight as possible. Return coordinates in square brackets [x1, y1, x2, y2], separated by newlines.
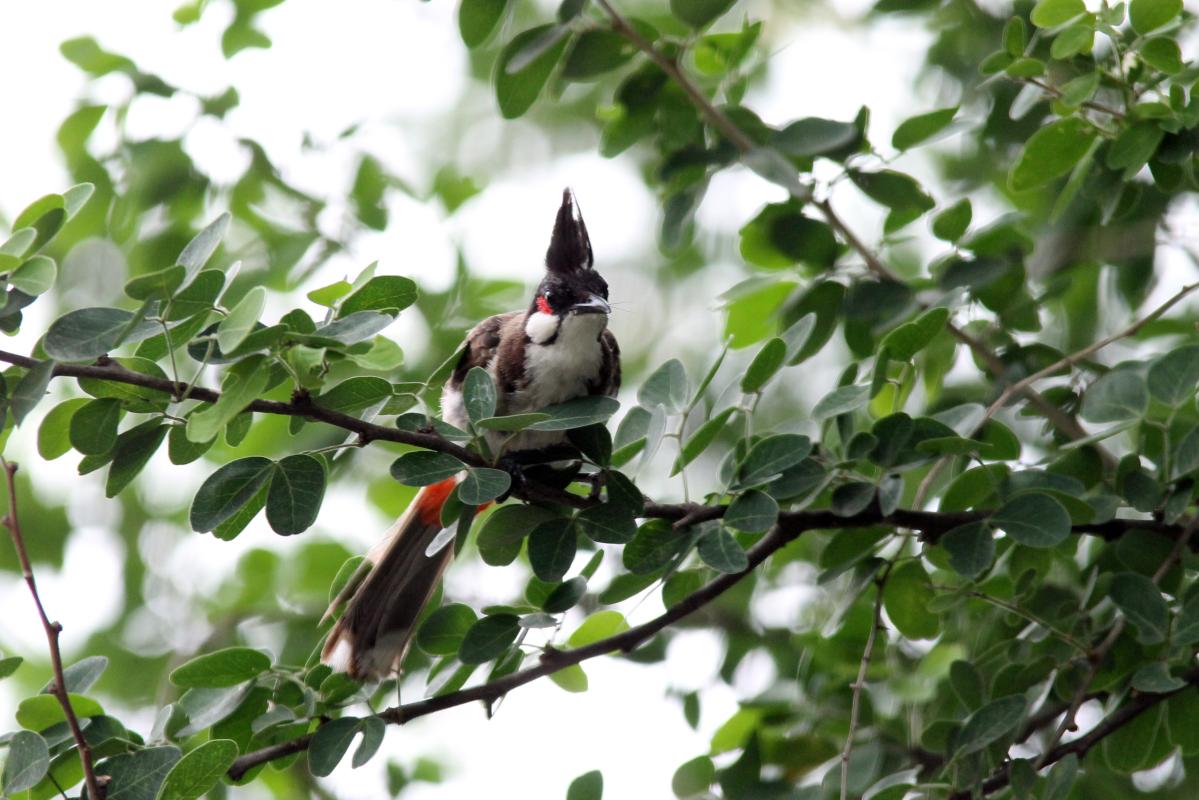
[0, 0, 1052, 798]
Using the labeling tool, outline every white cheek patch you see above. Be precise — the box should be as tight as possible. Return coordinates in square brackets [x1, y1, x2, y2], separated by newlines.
[525, 311, 559, 344]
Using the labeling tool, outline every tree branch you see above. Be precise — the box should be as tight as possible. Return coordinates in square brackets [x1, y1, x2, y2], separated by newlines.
[841, 562, 890, 800]
[1, 459, 105, 799]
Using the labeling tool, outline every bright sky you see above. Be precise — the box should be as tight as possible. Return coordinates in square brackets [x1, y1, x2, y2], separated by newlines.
[0, 1, 946, 798]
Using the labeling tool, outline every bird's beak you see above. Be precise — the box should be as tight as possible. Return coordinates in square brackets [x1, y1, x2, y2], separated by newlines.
[571, 293, 610, 315]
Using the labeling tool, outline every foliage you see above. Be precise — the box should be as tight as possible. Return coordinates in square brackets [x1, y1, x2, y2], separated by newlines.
[4, 0, 1199, 798]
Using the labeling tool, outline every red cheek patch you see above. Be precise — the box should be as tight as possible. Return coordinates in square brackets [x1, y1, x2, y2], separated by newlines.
[536, 296, 553, 315]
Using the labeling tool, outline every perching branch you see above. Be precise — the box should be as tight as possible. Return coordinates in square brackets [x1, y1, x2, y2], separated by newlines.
[1, 459, 105, 800]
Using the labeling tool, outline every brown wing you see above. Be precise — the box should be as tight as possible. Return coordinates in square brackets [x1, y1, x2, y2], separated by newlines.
[447, 311, 522, 391]
[589, 328, 621, 397]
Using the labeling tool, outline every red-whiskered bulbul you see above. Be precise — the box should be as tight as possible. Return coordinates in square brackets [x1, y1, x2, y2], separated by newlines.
[323, 189, 620, 680]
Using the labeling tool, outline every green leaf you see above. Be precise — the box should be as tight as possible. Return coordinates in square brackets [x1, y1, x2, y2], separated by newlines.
[266, 454, 326, 535]
[1031, 0, 1086, 28]
[339, 275, 418, 317]
[11, 194, 66, 252]
[178, 213, 230, 281]
[670, 0, 734, 28]
[563, 30, 633, 80]
[672, 755, 715, 798]
[16, 693, 103, 730]
[459, 0, 508, 47]
[941, 521, 995, 578]
[1009, 118, 1097, 191]
[1140, 37, 1182, 73]
[740, 338, 786, 393]
[106, 420, 167, 497]
[352, 717, 386, 767]
[496, 25, 570, 119]
[673, 408, 734, 474]
[309, 311, 394, 346]
[891, 107, 957, 150]
[0, 655, 23, 680]
[697, 526, 748, 573]
[543, 576, 588, 613]
[315, 376, 393, 416]
[949, 660, 985, 710]
[623, 519, 687, 574]
[549, 663, 589, 693]
[10, 255, 57, 296]
[52, 656, 108, 694]
[185, 355, 270, 443]
[1147, 345, 1199, 406]
[931, 199, 972, 242]
[577, 502, 637, 544]
[956, 695, 1028, 756]
[529, 518, 577, 582]
[724, 490, 778, 533]
[848, 170, 934, 220]
[125, 265, 186, 302]
[568, 610, 629, 647]
[1176, 594, 1199, 645]
[1129, 0, 1181, 34]
[567, 424, 612, 466]
[9, 359, 55, 425]
[98, 746, 181, 800]
[68, 398, 121, 455]
[190, 457, 275, 533]
[526, 395, 620, 431]
[458, 468, 510, 505]
[156, 739, 239, 800]
[881, 307, 949, 361]
[812, 384, 870, 421]
[308, 716, 361, 778]
[1110, 571, 1170, 644]
[389, 451, 464, 486]
[1102, 704, 1164, 773]
[1081, 369, 1148, 423]
[1106, 122, 1164, 173]
[639, 359, 688, 412]
[738, 433, 812, 485]
[216, 286, 266, 354]
[417, 604, 477, 656]
[990, 493, 1071, 547]
[475, 412, 552, 431]
[170, 647, 271, 688]
[882, 561, 939, 639]
[463, 367, 497, 423]
[773, 117, 860, 158]
[567, 769, 604, 800]
[459, 614, 520, 664]
[478, 505, 560, 565]
[306, 280, 352, 307]
[2, 731, 49, 794]
[1166, 688, 1199, 754]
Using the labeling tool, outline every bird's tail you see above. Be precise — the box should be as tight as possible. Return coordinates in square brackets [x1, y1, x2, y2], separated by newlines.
[321, 477, 460, 681]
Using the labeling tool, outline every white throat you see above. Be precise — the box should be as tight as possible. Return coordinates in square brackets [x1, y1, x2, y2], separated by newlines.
[525, 311, 559, 344]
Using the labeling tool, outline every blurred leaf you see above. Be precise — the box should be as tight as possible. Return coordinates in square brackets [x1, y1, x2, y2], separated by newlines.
[956, 695, 1028, 755]
[464, 367, 497, 424]
[696, 526, 748, 573]
[217, 286, 266, 354]
[460, 0, 509, 48]
[567, 769, 603, 800]
[496, 25, 570, 119]
[17, 693, 103, 730]
[68, 398, 121, 455]
[9, 360, 55, 425]
[724, 490, 778, 533]
[1009, 118, 1097, 192]
[190, 457, 274, 533]
[1129, 0, 1181, 34]
[941, 522, 995, 578]
[891, 107, 957, 150]
[1111, 572, 1170, 644]
[882, 561, 938, 639]
[1081, 369, 1148, 423]
[105, 420, 167, 497]
[563, 30, 633, 80]
[738, 433, 811, 486]
[339, 276, 418, 317]
[568, 610, 629, 647]
[526, 396, 620, 431]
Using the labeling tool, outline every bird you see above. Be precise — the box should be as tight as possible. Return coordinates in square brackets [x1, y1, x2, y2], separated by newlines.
[322, 188, 621, 680]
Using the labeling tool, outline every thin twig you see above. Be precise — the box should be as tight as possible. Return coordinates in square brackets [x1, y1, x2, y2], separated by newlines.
[1023, 76, 1126, 119]
[1, 459, 105, 799]
[986, 282, 1199, 424]
[841, 562, 891, 800]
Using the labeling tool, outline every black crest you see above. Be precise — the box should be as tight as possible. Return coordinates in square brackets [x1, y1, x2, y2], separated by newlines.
[545, 188, 594, 275]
